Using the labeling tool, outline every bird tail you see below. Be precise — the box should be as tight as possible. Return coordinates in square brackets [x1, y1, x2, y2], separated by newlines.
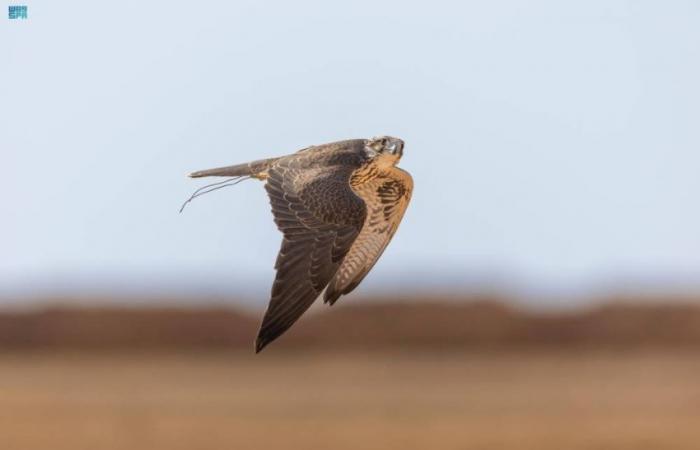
[180, 157, 279, 213]
[188, 158, 277, 179]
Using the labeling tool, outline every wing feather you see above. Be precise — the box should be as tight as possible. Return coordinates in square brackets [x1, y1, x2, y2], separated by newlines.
[324, 167, 413, 305]
[255, 158, 365, 352]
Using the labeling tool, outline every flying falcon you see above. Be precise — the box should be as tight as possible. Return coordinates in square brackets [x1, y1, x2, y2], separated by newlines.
[186, 136, 413, 352]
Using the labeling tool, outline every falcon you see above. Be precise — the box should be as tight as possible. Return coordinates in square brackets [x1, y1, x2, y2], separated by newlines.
[186, 136, 413, 352]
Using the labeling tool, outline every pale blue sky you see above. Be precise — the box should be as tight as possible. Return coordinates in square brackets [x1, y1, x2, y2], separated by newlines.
[2, 1, 700, 305]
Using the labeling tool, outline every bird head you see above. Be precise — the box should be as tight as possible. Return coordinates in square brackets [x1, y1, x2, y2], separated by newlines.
[365, 136, 404, 166]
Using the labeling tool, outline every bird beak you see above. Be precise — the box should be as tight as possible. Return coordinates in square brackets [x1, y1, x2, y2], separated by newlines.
[390, 141, 404, 156]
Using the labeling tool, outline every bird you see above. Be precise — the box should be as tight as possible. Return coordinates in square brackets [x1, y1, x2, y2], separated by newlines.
[186, 136, 413, 352]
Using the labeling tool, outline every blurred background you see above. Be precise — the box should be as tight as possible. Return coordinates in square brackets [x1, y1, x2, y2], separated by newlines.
[3, 1, 700, 449]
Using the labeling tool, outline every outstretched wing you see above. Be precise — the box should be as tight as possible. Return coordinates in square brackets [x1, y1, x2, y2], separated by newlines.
[324, 167, 413, 305]
[256, 157, 366, 352]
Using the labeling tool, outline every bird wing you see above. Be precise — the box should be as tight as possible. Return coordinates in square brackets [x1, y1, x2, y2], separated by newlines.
[256, 157, 366, 352]
[324, 167, 413, 305]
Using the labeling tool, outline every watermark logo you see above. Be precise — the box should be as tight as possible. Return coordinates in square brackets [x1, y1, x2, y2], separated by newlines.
[8, 5, 27, 19]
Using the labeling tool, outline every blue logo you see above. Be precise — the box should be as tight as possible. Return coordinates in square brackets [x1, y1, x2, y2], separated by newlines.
[8, 5, 27, 19]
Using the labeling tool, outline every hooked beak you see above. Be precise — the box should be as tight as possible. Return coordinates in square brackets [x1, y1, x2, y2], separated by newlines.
[388, 139, 404, 156]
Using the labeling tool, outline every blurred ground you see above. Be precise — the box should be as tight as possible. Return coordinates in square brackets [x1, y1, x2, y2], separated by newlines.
[2, 350, 700, 450]
[2, 299, 700, 450]
[3, 299, 700, 350]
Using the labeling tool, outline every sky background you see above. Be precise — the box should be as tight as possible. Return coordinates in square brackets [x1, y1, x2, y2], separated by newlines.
[2, 1, 700, 307]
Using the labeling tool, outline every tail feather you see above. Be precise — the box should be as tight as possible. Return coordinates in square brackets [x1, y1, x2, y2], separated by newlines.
[189, 163, 253, 178]
[188, 158, 277, 178]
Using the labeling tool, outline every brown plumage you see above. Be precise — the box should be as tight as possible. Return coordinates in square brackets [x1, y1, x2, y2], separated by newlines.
[188, 136, 413, 352]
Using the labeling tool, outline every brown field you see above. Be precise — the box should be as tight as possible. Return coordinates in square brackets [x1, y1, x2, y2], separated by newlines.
[2, 349, 700, 450]
[4, 299, 700, 351]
